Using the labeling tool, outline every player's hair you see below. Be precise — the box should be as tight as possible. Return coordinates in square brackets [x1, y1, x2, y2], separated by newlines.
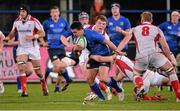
[78, 12, 89, 21]
[19, 4, 30, 14]
[111, 3, 120, 9]
[50, 5, 60, 11]
[141, 11, 153, 22]
[171, 9, 180, 15]
[70, 21, 83, 30]
[95, 15, 108, 24]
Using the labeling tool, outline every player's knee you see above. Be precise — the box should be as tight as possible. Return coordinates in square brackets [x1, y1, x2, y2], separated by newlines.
[17, 61, 26, 72]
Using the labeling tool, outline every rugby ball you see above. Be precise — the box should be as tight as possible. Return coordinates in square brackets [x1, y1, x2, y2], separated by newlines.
[75, 36, 87, 49]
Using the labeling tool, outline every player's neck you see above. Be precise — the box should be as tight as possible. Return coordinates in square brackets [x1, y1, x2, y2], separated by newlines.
[52, 17, 59, 22]
[113, 14, 120, 20]
[171, 20, 178, 25]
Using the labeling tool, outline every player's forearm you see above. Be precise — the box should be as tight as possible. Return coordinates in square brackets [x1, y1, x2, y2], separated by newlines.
[35, 30, 45, 39]
[61, 35, 72, 47]
[6, 40, 18, 46]
[90, 55, 113, 62]
[117, 33, 132, 51]
[159, 37, 171, 59]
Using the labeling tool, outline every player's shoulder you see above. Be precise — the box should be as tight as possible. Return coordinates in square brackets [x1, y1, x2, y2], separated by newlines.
[30, 16, 40, 22]
[43, 18, 51, 23]
[59, 17, 68, 23]
[107, 16, 113, 21]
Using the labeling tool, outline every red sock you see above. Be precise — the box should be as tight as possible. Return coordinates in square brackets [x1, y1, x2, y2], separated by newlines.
[20, 75, 27, 92]
[40, 78, 47, 90]
[98, 82, 106, 91]
[134, 76, 143, 88]
[171, 80, 180, 99]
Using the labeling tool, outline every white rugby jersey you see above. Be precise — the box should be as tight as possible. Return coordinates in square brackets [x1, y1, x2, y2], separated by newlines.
[12, 15, 43, 48]
[132, 22, 164, 58]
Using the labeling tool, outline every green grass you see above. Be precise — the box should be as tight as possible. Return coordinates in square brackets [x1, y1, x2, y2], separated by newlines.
[0, 82, 179, 110]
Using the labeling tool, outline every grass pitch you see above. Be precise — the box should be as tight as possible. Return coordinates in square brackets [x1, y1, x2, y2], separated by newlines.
[0, 82, 179, 110]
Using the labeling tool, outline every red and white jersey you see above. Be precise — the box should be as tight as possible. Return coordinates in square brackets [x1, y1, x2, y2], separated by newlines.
[12, 15, 43, 48]
[132, 22, 164, 58]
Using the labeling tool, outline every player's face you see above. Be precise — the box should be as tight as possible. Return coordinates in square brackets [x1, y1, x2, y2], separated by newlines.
[80, 18, 89, 25]
[171, 11, 180, 23]
[19, 10, 28, 19]
[50, 9, 60, 20]
[111, 7, 120, 16]
[95, 19, 107, 33]
[72, 29, 83, 37]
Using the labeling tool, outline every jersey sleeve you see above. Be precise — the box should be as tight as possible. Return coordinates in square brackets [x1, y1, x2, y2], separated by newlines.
[11, 21, 17, 33]
[92, 30, 105, 43]
[159, 22, 165, 32]
[124, 18, 131, 30]
[158, 27, 165, 38]
[34, 18, 44, 31]
[42, 20, 48, 32]
[62, 19, 72, 38]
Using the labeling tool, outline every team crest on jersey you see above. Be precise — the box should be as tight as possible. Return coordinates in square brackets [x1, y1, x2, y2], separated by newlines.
[109, 22, 113, 26]
[60, 23, 64, 27]
[167, 26, 172, 29]
[120, 22, 124, 26]
[50, 24, 54, 28]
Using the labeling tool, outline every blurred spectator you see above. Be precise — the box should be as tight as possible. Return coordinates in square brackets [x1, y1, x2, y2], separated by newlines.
[90, 0, 106, 24]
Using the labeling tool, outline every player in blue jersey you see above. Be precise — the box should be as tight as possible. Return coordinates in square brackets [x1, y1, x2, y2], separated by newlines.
[159, 10, 180, 91]
[159, 10, 180, 57]
[43, 6, 72, 93]
[107, 3, 131, 51]
[69, 21, 124, 101]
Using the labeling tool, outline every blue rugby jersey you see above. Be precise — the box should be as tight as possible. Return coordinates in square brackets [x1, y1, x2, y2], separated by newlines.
[43, 17, 71, 49]
[107, 16, 131, 50]
[159, 21, 180, 52]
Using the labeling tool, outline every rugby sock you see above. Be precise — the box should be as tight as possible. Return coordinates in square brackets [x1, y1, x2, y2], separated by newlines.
[90, 82, 105, 100]
[54, 85, 61, 92]
[95, 78, 107, 91]
[40, 77, 47, 90]
[62, 69, 72, 83]
[133, 76, 143, 88]
[17, 76, 21, 90]
[45, 68, 53, 80]
[20, 74, 27, 92]
[108, 77, 122, 93]
[169, 74, 180, 99]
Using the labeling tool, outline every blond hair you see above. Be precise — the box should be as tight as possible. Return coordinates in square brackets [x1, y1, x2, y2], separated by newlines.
[141, 11, 153, 22]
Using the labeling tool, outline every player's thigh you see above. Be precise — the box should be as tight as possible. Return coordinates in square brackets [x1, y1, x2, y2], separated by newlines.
[28, 47, 41, 60]
[31, 60, 41, 68]
[134, 57, 149, 73]
[99, 66, 109, 79]
[150, 53, 170, 70]
[16, 54, 29, 64]
[26, 62, 34, 74]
